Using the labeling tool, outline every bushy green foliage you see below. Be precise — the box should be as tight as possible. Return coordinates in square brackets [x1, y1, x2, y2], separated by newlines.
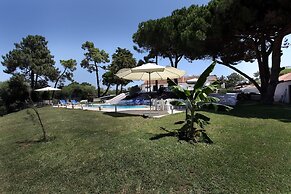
[128, 85, 141, 97]
[0, 76, 29, 115]
[0, 82, 8, 116]
[226, 72, 247, 88]
[168, 62, 232, 143]
[280, 68, 291, 76]
[55, 82, 96, 101]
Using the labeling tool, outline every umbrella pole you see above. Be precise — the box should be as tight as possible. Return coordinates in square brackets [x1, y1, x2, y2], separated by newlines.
[149, 72, 152, 116]
[149, 72, 151, 93]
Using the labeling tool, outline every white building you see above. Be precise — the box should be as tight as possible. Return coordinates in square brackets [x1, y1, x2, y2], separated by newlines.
[140, 75, 217, 92]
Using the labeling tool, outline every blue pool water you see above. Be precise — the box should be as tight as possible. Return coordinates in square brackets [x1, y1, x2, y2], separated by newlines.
[88, 104, 147, 109]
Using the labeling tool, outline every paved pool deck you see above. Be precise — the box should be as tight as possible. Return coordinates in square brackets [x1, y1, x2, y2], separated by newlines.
[55, 104, 184, 118]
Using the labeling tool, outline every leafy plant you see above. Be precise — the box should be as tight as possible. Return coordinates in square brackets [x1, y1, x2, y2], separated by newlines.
[168, 62, 232, 144]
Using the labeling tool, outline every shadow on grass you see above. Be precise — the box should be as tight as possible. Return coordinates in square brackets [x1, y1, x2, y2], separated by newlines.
[208, 103, 291, 123]
[102, 112, 142, 118]
[149, 127, 178, 140]
[16, 136, 56, 146]
[149, 126, 214, 144]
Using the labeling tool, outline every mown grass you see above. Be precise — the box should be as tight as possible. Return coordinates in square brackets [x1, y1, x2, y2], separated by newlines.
[0, 104, 290, 193]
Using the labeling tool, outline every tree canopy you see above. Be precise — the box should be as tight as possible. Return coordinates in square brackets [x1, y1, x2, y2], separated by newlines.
[106, 47, 137, 95]
[133, 5, 211, 68]
[134, 0, 291, 104]
[1, 35, 58, 89]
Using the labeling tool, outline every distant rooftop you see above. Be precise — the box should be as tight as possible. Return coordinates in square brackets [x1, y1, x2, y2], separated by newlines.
[142, 75, 217, 85]
[279, 73, 291, 81]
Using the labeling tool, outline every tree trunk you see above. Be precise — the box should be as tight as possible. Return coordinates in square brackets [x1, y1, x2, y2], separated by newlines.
[95, 63, 100, 97]
[189, 109, 195, 139]
[256, 37, 271, 102]
[217, 61, 261, 91]
[257, 57, 270, 102]
[52, 67, 67, 99]
[101, 84, 111, 97]
[30, 70, 35, 89]
[262, 35, 283, 104]
[35, 74, 39, 88]
[190, 110, 194, 130]
[28, 90, 46, 141]
[174, 55, 182, 84]
[173, 58, 178, 84]
[31, 106, 46, 141]
[52, 78, 60, 100]
[115, 84, 119, 96]
[264, 84, 278, 104]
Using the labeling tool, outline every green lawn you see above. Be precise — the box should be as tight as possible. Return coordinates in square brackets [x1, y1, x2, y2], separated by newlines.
[0, 105, 290, 193]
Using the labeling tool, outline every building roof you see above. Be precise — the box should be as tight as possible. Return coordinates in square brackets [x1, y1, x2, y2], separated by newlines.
[141, 75, 216, 86]
[279, 73, 291, 81]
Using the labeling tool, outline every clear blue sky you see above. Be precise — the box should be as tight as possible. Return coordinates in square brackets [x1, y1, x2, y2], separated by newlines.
[0, 0, 290, 87]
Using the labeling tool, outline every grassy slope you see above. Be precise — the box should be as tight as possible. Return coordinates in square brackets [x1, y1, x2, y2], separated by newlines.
[0, 105, 290, 193]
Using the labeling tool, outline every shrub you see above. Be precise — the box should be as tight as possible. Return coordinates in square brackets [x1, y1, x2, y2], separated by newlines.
[168, 62, 232, 143]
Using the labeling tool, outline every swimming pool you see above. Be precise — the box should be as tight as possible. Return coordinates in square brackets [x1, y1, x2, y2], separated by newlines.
[86, 104, 148, 110]
[99, 104, 147, 109]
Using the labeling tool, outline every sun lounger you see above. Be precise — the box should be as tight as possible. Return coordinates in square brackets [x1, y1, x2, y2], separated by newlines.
[59, 99, 67, 107]
[71, 99, 78, 105]
[134, 99, 144, 105]
[70, 99, 80, 109]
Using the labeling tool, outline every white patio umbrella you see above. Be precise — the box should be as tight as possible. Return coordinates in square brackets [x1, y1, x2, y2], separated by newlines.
[34, 86, 61, 92]
[116, 63, 186, 92]
[35, 87, 61, 105]
[116, 63, 186, 114]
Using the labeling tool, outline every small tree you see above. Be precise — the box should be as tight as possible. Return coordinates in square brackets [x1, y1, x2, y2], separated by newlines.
[54, 59, 77, 88]
[52, 59, 77, 99]
[168, 62, 232, 143]
[26, 86, 47, 141]
[81, 41, 110, 97]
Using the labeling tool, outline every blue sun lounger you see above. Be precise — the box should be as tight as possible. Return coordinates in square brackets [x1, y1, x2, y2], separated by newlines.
[71, 99, 78, 105]
[59, 99, 68, 107]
